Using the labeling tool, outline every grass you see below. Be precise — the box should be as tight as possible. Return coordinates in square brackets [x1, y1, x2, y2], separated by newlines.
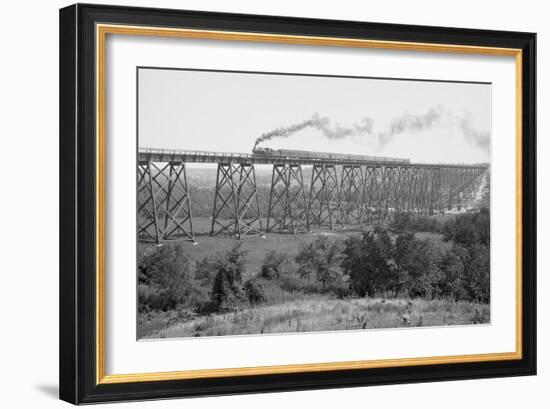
[146, 217, 371, 279]
[144, 217, 447, 280]
[140, 296, 490, 339]
[137, 223, 461, 339]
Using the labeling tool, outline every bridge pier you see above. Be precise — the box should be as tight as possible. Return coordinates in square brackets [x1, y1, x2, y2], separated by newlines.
[361, 166, 377, 222]
[267, 163, 309, 233]
[379, 166, 402, 220]
[363, 166, 398, 222]
[440, 168, 453, 210]
[402, 167, 420, 213]
[211, 163, 262, 239]
[339, 165, 365, 224]
[388, 166, 407, 212]
[137, 161, 195, 244]
[308, 164, 341, 229]
[428, 168, 444, 215]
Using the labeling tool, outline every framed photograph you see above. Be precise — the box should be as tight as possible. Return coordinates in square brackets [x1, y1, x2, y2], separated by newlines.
[59, 3, 536, 404]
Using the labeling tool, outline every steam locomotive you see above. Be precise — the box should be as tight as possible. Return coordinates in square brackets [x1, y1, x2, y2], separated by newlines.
[252, 147, 410, 164]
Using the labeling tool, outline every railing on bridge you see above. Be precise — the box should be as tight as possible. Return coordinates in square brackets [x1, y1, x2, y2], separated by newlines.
[137, 148, 488, 243]
[138, 148, 487, 169]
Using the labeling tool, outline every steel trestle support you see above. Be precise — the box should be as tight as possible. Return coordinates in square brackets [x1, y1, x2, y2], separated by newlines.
[267, 164, 309, 233]
[137, 161, 195, 244]
[211, 163, 262, 239]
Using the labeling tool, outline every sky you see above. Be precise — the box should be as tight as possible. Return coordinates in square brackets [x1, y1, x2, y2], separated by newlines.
[138, 68, 491, 164]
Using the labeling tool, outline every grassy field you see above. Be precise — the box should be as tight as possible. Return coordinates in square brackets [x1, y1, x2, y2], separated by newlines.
[143, 217, 446, 279]
[140, 296, 489, 339]
[147, 217, 368, 278]
[137, 216, 487, 340]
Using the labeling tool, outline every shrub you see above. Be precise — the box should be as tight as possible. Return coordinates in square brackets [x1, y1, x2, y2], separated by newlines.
[295, 236, 344, 292]
[322, 277, 351, 298]
[138, 284, 173, 312]
[138, 243, 203, 310]
[277, 274, 311, 293]
[260, 250, 288, 280]
[194, 256, 218, 287]
[243, 278, 267, 306]
[210, 244, 247, 312]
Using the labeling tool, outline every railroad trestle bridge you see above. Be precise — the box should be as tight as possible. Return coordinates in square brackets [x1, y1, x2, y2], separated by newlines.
[138, 149, 488, 244]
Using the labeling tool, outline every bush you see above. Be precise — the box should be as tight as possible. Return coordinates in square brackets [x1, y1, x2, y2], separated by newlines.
[277, 274, 311, 293]
[322, 277, 351, 298]
[194, 256, 218, 287]
[295, 236, 344, 291]
[260, 250, 289, 280]
[243, 278, 267, 306]
[138, 284, 174, 312]
[210, 244, 247, 312]
[138, 243, 204, 311]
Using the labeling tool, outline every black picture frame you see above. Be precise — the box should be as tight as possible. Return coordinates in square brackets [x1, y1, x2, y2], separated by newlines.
[59, 3, 536, 404]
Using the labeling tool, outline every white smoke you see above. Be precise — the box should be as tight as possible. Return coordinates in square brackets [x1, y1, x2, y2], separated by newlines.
[253, 113, 373, 149]
[253, 106, 490, 152]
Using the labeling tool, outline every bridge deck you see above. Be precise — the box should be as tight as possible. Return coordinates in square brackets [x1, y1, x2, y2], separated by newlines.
[138, 148, 488, 170]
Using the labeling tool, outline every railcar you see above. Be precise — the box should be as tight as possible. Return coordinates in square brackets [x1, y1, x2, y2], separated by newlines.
[252, 147, 410, 164]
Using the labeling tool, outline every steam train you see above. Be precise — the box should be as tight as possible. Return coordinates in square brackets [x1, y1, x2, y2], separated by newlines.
[252, 147, 410, 164]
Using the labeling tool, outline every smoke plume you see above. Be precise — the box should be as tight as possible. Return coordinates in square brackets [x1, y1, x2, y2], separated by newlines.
[252, 106, 490, 152]
[458, 113, 490, 151]
[378, 106, 446, 147]
[253, 113, 373, 149]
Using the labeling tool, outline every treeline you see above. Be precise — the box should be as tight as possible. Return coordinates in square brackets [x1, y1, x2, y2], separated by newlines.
[389, 212, 443, 233]
[138, 208, 490, 315]
[344, 208, 489, 301]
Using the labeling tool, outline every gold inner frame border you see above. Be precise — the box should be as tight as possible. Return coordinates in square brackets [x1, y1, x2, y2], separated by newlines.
[95, 23, 523, 385]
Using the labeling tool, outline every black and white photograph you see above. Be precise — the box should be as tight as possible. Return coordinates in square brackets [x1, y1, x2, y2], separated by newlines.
[137, 68, 491, 339]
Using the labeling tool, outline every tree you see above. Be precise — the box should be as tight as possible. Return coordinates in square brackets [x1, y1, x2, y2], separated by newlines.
[295, 236, 343, 291]
[463, 243, 490, 303]
[295, 242, 316, 290]
[442, 207, 490, 247]
[341, 228, 395, 297]
[210, 244, 247, 312]
[394, 233, 442, 298]
[438, 244, 468, 301]
[138, 242, 198, 310]
[260, 250, 288, 280]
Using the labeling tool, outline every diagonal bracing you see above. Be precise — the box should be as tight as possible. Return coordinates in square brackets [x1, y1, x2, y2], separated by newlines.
[267, 164, 309, 233]
[137, 161, 194, 244]
[211, 163, 262, 238]
[308, 164, 341, 229]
